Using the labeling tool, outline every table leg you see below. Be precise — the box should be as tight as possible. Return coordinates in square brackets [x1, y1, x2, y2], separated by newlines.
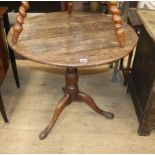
[0, 92, 9, 123]
[77, 92, 114, 119]
[39, 94, 70, 140]
[39, 67, 114, 140]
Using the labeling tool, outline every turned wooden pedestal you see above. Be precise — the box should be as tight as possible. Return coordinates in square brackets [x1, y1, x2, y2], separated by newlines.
[39, 67, 114, 140]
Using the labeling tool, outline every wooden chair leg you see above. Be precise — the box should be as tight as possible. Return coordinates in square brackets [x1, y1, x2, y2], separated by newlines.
[9, 47, 20, 88]
[119, 58, 124, 70]
[0, 92, 8, 123]
[109, 63, 113, 68]
[3, 10, 20, 88]
[119, 52, 133, 85]
[124, 51, 133, 85]
[111, 61, 119, 82]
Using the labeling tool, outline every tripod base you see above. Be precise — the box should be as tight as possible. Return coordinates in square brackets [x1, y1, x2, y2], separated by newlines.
[39, 67, 114, 140]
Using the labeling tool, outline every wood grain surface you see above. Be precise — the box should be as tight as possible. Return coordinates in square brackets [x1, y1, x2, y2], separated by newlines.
[137, 10, 155, 43]
[8, 12, 138, 67]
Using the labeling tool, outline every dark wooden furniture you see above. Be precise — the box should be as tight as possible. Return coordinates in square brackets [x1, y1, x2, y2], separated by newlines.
[0, 1, 61, 12]
[7, 2, 137, 140]
[119, 8, 142, 85]
[128, 10, 155, 136]
[129, 1, 138, 8]
[0, 7, 10, 122]
[127, 8, 142, 32]
[0, 7, 20, 122]
[2, 7, 20, 88]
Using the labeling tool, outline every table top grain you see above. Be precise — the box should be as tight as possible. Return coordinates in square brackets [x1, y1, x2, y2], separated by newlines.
[7, 12, 138, 67]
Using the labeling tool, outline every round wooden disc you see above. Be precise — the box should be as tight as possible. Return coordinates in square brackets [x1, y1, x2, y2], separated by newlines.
[7, 12, 138, 67]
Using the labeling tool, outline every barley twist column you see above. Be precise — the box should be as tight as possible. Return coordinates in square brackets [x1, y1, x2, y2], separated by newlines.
[108, 1, 125, 47]
[12, 1, 29, 44]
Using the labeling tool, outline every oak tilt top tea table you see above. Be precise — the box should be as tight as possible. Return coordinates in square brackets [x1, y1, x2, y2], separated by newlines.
[7, 2, 138, 140]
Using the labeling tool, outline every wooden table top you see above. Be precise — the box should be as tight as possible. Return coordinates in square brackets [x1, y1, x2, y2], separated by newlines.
[8, 12, 138, 67]
[137, 10, 155, 42]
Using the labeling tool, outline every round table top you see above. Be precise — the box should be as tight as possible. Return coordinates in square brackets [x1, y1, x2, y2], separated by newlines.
[8, 12, 138, 67]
